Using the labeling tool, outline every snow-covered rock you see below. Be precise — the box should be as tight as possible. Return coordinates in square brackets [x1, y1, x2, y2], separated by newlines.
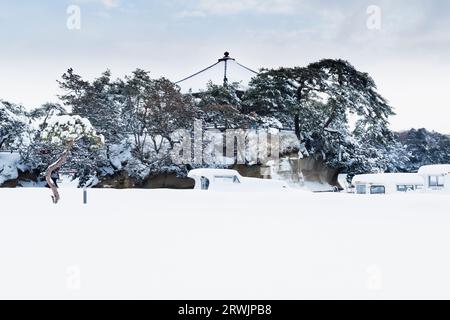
[0, 152, 20, 185]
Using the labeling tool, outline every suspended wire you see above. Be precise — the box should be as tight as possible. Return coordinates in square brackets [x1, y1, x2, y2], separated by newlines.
[175, 61, 221, 84]
[175, 56, 260, 85]
[234, 60, 259, 75]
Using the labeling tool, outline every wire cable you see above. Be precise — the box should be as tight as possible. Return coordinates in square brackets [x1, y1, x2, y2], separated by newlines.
[175, 61, 221, 84]
[234, 60, 259, 75]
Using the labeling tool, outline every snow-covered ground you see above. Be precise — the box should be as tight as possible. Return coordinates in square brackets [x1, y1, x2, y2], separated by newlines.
[0, 188, 450, 299]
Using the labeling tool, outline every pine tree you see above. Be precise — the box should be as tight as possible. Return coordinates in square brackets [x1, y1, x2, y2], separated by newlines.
[58, 69, 124, 169]
[395, 129, 450, 171]
[198, 81, 256, 129]
[243, 59, 396, 175]
[41, 115, 104, 203]
[0, 101, 27, 151]
[116, 70, 197, 178]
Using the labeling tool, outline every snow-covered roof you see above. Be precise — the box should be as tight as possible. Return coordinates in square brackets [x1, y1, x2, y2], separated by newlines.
[418, 165, 450, 176]
[188, 168, 242, 178]
[352, 173, 423, 185]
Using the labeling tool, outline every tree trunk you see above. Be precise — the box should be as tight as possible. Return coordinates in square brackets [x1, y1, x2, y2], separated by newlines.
[106, 145, 119, 171]
[0, 134, 9, 150]
[46, 141, 74, 204]
[294, 112, 301, 140]
[323, 101, 339, 130]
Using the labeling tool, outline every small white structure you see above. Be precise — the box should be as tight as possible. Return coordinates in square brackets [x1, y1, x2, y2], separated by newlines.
[418, 165, 450, 192]
[188, 169, 289, 191]
[352, 173, 424, 195]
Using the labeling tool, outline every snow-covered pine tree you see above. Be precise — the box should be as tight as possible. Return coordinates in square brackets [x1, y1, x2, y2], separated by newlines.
[28, 103, 67, 132]
[58, 69, 123, 169]
[198, 81, 242, 107]
[116, 70, 197, 179]
[243, 59, 396, 176]
[16, 103, 68, 176]
[242, 68, 299, 130]
[41, 115, 104, 203]
[307, 59, 396, 173]
[395, 129, 450, 171]
[197, 81, 256, 130]
[0, 101, 27, 151]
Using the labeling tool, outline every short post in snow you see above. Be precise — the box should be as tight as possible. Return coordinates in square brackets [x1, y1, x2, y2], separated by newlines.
[83, 187, 87, 205]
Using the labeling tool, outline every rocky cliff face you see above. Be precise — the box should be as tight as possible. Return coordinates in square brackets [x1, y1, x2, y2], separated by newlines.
[1, 154, 338, 189]
[141, 173, 195, 189]
[95, 171, 195, 189]
[0, 169, 41, 188]
[283, 157, 339, 186]
[234, 154, 340, 187]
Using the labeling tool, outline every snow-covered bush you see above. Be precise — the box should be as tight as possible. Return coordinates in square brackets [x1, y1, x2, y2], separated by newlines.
[0, 101, 28, 151]
[0, 152, 21, 186]
[42, 115, 104, 147]
[41, 115, 104, 203]
[242, 60, 398, 175]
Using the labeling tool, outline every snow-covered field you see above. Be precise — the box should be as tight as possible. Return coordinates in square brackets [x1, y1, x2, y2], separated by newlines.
[0, 188, 450, 299]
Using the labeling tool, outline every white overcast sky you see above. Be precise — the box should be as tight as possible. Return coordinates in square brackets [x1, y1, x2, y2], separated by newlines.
[0, 0, 449, 132]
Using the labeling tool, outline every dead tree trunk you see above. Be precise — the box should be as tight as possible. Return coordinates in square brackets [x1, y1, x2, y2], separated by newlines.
[45, 141, 74, 204]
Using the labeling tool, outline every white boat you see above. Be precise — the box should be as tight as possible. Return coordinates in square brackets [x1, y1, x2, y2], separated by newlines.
[352, 173, 424, 194]
[418, 164, 450, 193]
[187, 168, 289, 191]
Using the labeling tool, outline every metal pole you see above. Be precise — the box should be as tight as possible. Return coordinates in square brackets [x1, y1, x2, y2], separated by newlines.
[223, 59, 228, 87]
[218, 52, 233, 87]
